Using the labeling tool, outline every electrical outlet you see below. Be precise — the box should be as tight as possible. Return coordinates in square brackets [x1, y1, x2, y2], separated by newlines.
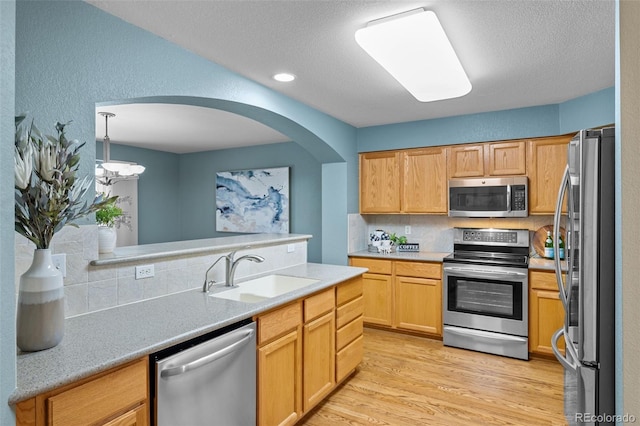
[287, 244, 295, 253]
[135, 264, 155, 280]
[405, 226, 411, 235]
[51, 253, 66, 277]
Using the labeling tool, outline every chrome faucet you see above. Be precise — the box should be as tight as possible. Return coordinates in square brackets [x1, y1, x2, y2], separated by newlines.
[202, 249, 265, 292]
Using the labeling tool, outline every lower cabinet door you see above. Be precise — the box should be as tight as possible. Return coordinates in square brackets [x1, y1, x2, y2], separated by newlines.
[394, 276, 442, 336]
[336, 335, 364, 383]
[102, 404, 147, 426]
[258, 328, 302, 426]
[362, 273, 393, 326]
[530, 288, 565, 356]
[303, 311, 335, 412]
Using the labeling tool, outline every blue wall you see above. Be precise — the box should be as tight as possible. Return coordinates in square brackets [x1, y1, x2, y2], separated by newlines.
[98, 141, 322, 261]
[179, 142, 322, 262]
[97, 141, 182, 244]
[15, 1, 356, 263]
[0, 1, 16, 424]
[357, 86, 614, 153]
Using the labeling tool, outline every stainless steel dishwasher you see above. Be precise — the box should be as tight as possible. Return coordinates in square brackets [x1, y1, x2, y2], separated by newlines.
[150, 319, 256, 426]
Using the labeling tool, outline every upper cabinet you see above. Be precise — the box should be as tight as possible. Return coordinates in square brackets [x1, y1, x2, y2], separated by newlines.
[402, 147, 447, 214]
[448, 140, 527, 178]
[486, 141, 527, 176]
[359, 135, 571, 215]
[360, 148, 447, 214]
[527, 135, 572, 214]
[359, 151, 401, 213]
[447, 144, 485, 178]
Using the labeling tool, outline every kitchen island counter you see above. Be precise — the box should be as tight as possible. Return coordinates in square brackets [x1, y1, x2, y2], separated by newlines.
[10, 262, 366, 404]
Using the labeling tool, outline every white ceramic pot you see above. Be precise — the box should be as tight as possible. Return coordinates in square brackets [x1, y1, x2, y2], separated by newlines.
[98, 226, 117, 254]
[16, 249, 65, 352]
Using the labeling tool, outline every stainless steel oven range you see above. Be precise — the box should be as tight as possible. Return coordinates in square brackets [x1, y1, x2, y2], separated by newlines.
[443, 228, 530, 360]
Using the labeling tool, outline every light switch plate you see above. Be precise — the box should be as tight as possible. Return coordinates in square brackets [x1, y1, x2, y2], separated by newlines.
[287, 244, 295, 253]
[405, 226, 411, 235]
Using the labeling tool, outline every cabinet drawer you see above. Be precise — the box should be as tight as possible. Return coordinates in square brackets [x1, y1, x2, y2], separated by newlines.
[336, 276, 364, 306]
[336, 296, 364, 329]
[47, 358, 147, 426]
[394, 261, 442, 279]
[258, 301, 302, 345]
[530, 270, 560, 291]
[304, 288, 335, 322]
[336, 315, 363, 351]
[336, 335, 364, 383]
[349, 258, 392, 275]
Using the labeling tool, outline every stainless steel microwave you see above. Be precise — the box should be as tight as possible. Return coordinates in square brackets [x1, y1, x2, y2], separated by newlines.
[448, 176, 528, 217]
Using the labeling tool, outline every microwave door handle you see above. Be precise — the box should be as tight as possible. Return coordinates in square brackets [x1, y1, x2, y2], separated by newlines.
[553, 165, 570, 309]
[506, 184, 511, 212]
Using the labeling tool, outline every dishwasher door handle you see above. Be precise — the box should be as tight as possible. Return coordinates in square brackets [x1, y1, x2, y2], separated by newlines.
[160, 328, 255, 378]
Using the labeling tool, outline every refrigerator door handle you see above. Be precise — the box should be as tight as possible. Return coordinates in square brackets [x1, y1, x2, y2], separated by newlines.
[553, 165, 570, 308]
[551, 328, 577, 371]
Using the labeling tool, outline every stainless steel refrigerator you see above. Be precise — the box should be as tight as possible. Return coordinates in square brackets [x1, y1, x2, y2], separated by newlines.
[552, 127, 615, 425]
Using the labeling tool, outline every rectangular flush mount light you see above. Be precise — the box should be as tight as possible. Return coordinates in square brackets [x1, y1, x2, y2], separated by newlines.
[355, 8, 471, 102]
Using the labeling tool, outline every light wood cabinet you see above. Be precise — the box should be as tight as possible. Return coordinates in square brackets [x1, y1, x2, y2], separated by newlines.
[15, 358, 149, 426]
[360, 148, 447, 214]
[486, 141, 527, 176]
[256, 278, 364, 426]
[335, 277, 364, 383]
[302, 289, 335, 412]
[402, 147, 448, 213]
[351, 258, 393, 326]
[257, 302, 303, 426]
[448, 144, 485, 178]
[529, 270, 565, 357]
[528, 135, 572, 214]
[448, 140, 527, 178]
[349, 257, 443, 338]
[359, 151, 401, 213]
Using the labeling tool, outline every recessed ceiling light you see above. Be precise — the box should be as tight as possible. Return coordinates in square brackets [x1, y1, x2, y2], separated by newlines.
[355, 8, 472, 102]
[273, 73, 296, 82]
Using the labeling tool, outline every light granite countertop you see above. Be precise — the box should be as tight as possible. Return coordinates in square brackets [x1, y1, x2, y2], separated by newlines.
[348, 250, 451, 262]
[91, 233, 312, 266]
[10, 262, 366, 405]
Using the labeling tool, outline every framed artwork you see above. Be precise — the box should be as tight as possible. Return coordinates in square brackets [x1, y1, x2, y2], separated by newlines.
[216, 167, 290, 233]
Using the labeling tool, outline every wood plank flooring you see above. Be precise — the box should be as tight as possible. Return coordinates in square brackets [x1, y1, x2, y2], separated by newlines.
[301, 327, 567, 426]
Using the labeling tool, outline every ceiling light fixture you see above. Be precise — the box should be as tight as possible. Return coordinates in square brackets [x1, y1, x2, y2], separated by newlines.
[355, 8, 471, 102]
[97, 112, 145, 179]
[273, 73, 296, 82]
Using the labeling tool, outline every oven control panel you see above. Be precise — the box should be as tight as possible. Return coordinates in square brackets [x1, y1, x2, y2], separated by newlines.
[462, 230, 518, 243]
[454, 228, 530, 247]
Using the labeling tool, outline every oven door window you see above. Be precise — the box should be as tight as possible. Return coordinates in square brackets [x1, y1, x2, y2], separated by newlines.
[447, 276, 523, 320]
[449, 186, 508, 212]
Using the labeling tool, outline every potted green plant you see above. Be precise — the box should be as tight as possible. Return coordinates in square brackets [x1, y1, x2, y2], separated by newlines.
[389, 233, 408, 246]
[14, 114, 114, 351]
[96, 196, 123, 254]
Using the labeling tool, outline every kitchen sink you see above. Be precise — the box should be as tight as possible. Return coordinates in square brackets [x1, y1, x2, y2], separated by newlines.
[210, 274, 320, 303]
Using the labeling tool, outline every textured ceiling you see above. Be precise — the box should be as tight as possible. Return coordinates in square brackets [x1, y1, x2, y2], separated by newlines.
[88, 0, 615, 153]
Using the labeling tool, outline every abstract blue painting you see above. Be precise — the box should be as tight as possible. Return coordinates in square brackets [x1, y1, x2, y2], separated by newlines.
[216, 167, 290, 233]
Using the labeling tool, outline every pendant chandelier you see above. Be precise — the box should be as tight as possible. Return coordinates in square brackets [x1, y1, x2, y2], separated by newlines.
[96, 111, 145, 179]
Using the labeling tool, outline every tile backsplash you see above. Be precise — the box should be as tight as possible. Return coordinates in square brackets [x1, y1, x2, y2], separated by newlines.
[15, 226, 307, 318]
[349, 214, 555, 253]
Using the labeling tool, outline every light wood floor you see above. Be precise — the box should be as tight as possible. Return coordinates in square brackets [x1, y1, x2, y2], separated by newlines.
[301, 327, 567, 426]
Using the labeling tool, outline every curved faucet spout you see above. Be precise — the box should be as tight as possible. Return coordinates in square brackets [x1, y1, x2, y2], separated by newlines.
[227, 254, 265, 287]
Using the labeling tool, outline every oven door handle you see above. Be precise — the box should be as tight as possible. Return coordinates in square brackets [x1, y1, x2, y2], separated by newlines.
[443, 266, 527, 280]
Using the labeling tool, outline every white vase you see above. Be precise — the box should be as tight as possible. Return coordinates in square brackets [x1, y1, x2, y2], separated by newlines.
[16, 249, 65, 352]
[98, 226, 117, 253]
